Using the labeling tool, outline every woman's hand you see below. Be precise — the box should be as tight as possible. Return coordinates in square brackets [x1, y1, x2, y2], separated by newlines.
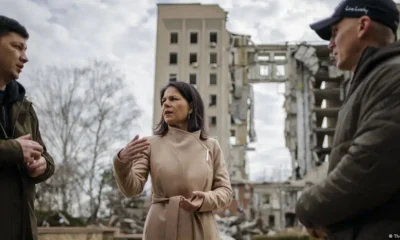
[180, 191, 206, 212]
[118, 135, 150, 163]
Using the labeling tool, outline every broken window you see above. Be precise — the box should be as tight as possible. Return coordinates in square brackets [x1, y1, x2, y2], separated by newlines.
[269, 215, 275, 227]
[209, 32, 218, 43]
[209, 73, 217, 85]
[234, 187, 239, 200]
[263, 194, 270, 204]
[230, 52, 235, 64]
[209, 94, 217, 106]
[189, 53, 197, 64]
[169, 73, 177, 82]
[285, 192, 291, 205]
[276, 65, 285, 77]
[285, 213, 296, 227]
[234, 38, 239, 47]
[190, 32, 198, 44]
[169, 53, 178, 65]
[258, 55, 270, 61]
[170, 32, 178, 44]
[189, 73, 196, 85]
[229, 129, 236, 145]
[260, 65, 269, 76]
[230, 129, 236, 136]
[274, 54, 286, 61]
[209, 116, 217, 126]
[210, 53, 217, 64]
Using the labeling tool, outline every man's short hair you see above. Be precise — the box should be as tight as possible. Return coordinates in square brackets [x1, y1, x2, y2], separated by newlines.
[0, 15, 29, 39]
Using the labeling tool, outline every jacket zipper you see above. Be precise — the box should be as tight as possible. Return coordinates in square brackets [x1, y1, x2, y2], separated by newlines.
[0, 105, 8, 139]
[11, 98, 25, 137]
[1, 106, 6, 130]
[14, 99, 26, 172]
[0, 121, 8, 139]
[12, 98, 25, 138]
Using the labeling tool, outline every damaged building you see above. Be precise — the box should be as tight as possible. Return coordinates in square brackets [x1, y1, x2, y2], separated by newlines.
[284, 44, 351, 184]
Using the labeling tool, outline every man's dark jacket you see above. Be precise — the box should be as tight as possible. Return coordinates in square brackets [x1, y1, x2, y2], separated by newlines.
[0, 81, 54, 240]
[295, 41, 400, 240]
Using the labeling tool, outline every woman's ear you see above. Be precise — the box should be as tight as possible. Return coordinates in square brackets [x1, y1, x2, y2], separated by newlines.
[189, 102, 194, 114]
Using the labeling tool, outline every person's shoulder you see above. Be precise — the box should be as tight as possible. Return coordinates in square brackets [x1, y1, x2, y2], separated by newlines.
[368, 62, 400, 93]
[23, 95, 32, 102]
[145, 135, 162, 144]
[24, 96, 38, 118]
[203, 137, 221, 150]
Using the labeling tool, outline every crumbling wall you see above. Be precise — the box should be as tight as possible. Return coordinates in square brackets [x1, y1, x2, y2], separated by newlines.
[285, 43, 351, 181]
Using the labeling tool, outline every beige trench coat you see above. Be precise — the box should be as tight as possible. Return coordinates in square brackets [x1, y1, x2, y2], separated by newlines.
[113, 127, 233, 240]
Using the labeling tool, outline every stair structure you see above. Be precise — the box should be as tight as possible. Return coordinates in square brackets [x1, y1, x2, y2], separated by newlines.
[284, 43, 352, 182]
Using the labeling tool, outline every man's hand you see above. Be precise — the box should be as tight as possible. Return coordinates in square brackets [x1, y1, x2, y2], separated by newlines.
[180, 191, 206, 212]
[27, 156, 47, 178]
[307, 227, 328, 239]
[15, 134, 43, 164]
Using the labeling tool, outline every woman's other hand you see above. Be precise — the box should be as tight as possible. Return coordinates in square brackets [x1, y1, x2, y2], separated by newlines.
[118, 135, 150, 163]
[180, 191, 206, 212]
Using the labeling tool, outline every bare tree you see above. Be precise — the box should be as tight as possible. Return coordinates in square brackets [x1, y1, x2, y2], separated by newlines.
[29, 60, 141, 223]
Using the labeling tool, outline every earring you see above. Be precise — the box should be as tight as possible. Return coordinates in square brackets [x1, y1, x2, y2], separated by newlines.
[187, 113, 190, 119]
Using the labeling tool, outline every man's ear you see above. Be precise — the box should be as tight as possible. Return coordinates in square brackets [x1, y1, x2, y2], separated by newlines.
[357, 16, 372, 39]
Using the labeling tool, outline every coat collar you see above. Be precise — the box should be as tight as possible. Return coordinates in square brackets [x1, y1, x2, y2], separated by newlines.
[166, 125, 201, 142]
[348, 41, 400, 99]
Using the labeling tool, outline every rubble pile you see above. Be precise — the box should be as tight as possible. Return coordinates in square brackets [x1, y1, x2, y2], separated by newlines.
[108, 214, 146, 234]
[215, 214, 270, 240]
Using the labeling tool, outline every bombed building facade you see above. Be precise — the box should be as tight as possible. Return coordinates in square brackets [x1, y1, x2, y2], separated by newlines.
[284, 44, 351, 184]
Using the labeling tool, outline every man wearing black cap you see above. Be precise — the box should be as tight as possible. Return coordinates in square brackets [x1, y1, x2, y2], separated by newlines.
[295, 0, 400, 239]
[0, 15, 55, 240]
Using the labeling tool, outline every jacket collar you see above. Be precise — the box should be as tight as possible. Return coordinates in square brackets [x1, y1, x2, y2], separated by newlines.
[166, 125, 201, 142]
[348, 41, 400, 98]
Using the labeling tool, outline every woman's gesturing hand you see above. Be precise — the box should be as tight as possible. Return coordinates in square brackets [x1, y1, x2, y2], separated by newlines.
[118, 135, 150, 163]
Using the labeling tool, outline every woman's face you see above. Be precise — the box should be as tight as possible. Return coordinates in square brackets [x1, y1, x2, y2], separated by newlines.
[161, 87, 192, 129]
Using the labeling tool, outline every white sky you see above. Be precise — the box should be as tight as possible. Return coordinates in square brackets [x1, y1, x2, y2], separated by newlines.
[3, 0, 398, 181]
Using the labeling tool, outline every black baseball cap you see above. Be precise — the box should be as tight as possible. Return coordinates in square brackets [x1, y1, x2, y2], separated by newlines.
[310, 0, 400, 41]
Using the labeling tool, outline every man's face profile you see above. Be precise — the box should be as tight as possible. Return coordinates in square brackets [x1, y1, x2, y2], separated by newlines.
[0, 32, 28, 81]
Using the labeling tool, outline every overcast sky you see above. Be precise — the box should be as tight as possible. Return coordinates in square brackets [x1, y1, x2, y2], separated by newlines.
[3, 0, 393, 181]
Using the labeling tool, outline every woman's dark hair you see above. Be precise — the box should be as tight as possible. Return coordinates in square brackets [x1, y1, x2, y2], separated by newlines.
[154, 81, 208, 140]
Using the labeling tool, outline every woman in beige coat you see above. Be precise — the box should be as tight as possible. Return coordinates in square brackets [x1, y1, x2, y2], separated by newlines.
[113, 81, 233, 240]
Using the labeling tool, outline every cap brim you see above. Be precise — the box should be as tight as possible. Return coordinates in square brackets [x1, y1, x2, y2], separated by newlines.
[310, 16, 341, 41]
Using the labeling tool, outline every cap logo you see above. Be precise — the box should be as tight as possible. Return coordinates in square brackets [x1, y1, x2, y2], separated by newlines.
[345, 5, 368, 14]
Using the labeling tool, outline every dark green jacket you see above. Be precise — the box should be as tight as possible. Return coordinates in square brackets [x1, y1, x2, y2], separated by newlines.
[0, 81, 54, 240]
[295, 42, 400, 240]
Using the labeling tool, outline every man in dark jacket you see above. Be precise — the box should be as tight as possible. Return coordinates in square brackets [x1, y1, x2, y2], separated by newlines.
[295, 0, 400, 239]
[0, 15, 55, 240]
